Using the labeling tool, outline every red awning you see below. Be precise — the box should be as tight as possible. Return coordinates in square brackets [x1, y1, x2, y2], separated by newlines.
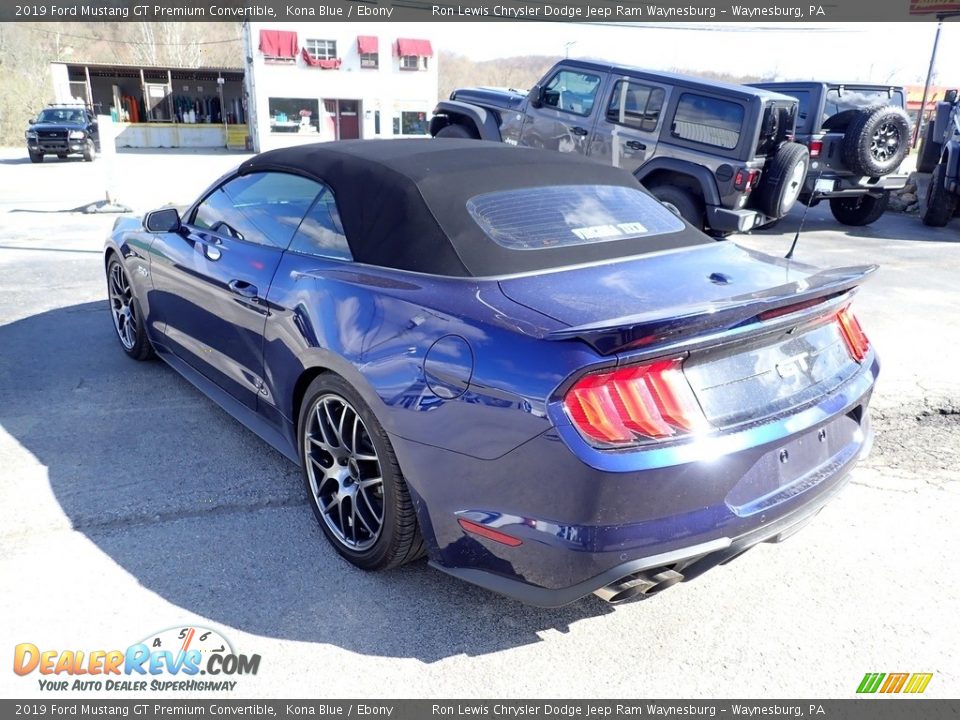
[259, 30, 298, 59]
[357, 36, 379, 55]
[301, 48, 342, 69]
[395, 38, 433, 58]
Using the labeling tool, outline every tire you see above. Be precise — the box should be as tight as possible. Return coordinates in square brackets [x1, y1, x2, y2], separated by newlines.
[755, 142, 810, 218]
[28, 151, 43, 163]
[649, 185, 704, 230]
[841, 105, 910, 177]
[921, 164, 958, 227]
[435, 122, 479, 140]
[299, 374, 425, 571]
[106, 257, 154, 361]
[917, 120, 942, 174]
[83, 141, 96, 162]
[829, 193, 890, 226]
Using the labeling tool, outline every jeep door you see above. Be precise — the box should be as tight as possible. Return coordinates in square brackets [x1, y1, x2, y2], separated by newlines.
[589, 76, 670, 174]
[521, 67, 605, 155]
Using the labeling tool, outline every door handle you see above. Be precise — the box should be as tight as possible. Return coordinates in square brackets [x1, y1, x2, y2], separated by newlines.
[625, 140, 647, 151]
[570, 126, 589, 136]
[228, 280, 259, 299]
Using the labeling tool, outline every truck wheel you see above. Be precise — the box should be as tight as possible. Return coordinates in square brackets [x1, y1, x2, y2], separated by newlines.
[921, 164, 958, 227]
[755, 142, 809, 218]
[829, 193, 889, 226]
[29, 151, 43, 163]
[83, 141, 97, 162]
[916, 120, 942, 174]
[842, 105, 910, 177]
[649, 185, 704, 230]
[436, 123, 479, 140]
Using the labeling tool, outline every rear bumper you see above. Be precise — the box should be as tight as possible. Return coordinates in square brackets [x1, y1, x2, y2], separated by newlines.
[706, 205, 773, 233]
[801, 172, 909, 201]
[394, 356, 878, 606]
[432, 432, 865, 607]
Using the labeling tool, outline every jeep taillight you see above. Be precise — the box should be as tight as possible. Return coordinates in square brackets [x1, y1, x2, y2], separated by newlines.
[837, 307, 870, 363]
[809, 139, 823, 158]
[734, 168, 760, 192]
[563, 358, 711, 446]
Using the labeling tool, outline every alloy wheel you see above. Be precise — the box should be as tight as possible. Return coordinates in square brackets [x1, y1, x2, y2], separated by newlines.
[108, 262, 138, 350]
[304, 394, 385, 552]
[870, 122, 901, 163]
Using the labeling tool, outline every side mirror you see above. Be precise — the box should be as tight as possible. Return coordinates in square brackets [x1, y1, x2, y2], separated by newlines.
[144, 207, 181, 233]
[946, 89, 958, 105]
[28, 117, 36, 125]
[529, 84, 543, 109]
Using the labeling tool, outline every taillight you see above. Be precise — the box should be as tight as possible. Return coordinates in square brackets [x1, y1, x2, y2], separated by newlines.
[563, 357, 710, 446]
[837, 307, 870, 362]
[809, 139, 823, 158]
[734, 168, 761, 192]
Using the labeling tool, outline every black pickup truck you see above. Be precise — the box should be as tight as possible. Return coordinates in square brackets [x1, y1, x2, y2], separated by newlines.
[431, 59, 809, 236]
[25, 105, 100, 163]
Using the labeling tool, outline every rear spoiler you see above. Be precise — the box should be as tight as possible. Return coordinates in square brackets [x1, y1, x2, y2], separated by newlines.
[546, 264, 877, 356]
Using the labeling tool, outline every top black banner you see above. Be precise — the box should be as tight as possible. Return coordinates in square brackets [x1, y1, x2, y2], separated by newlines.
[2, 0, 960, 23]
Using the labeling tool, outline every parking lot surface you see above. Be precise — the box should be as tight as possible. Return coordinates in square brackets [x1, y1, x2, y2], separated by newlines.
[1, 148, 958, 698]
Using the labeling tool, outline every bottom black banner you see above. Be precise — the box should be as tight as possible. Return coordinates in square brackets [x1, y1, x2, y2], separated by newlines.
[2, 700, 958, 720]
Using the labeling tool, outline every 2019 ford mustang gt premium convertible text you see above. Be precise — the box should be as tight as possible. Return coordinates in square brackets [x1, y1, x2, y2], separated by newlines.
[104, 139, 878, 606]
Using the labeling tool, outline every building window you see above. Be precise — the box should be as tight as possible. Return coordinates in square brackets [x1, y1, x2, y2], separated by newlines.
[360, 52, 379, 69]
[305, 39, 337, 60]
[400, 55, 426, 71]
[374, 110, 381, 135]
[400, 111, 429, 136]
[268, 97, 320, 134]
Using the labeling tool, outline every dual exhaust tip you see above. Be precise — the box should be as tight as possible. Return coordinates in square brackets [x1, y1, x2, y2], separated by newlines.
[594, 567, 684, 604]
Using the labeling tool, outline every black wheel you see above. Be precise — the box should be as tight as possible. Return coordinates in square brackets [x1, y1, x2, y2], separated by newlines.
[29, 151, 43, 163]
[842, 105, 910, 177]
[921, 164, 958, 227]
[649, 185, 704, 230]
[106, 257, 154, 360]
[299, 374, 425, 571]
[435, 122, 479, 139]
[83, 141, 96, 162]
[755, 142, 809, 218]
[916, 120, 942, 174]
[829, 193, 890, 226]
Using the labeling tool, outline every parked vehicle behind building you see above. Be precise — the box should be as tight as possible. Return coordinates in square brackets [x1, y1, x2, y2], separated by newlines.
[25, 104, 100, 163]
[431, 60, 809, 236]
[750, 82, 911, 227]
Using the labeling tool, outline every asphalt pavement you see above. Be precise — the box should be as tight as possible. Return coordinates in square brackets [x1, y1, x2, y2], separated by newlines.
[0, 148, 957, 699]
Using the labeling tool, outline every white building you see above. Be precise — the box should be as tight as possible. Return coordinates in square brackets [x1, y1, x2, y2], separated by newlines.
[243, 22, 438, 152]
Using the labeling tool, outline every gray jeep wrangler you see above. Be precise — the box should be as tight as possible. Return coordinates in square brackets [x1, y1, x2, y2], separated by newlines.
[751, 82, 911, 226]
[918, 89, 960, 227]
[432, 59, 809, 236]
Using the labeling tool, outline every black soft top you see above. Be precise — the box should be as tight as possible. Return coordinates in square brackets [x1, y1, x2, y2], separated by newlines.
[238, 139, 705, 277]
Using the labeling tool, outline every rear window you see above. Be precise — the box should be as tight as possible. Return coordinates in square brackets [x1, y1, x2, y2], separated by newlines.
[466, 185, 685, 251]
[824, 88, 905, 117]
[671, 94, 744, 150]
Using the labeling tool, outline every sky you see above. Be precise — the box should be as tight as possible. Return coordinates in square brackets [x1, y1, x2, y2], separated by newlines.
[429, 21, 959, 86]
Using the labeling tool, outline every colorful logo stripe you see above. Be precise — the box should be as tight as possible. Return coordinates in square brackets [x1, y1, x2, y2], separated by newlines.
[857, 672, 933, 694]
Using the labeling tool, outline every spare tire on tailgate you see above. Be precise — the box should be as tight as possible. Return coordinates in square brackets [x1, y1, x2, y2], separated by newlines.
[755, 141, 810, 218]
[841, 105, 910, 177]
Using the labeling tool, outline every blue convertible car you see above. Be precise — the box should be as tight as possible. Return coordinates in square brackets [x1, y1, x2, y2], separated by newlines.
[105, 140, 878, 606]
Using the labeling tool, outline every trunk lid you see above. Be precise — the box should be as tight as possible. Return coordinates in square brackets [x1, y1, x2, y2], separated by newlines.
[500, 243, 875, 429]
